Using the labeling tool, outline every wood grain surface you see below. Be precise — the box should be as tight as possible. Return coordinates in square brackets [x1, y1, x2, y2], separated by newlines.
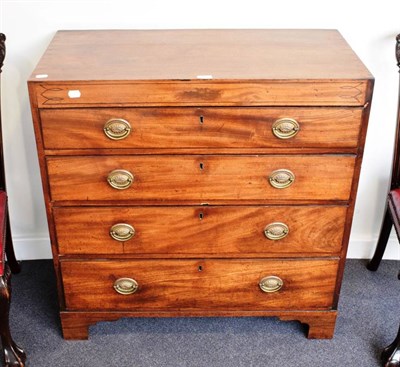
[47, 155, 355, 202]
[40, 107, 363, 149]
[28, 30, 373, 107]
[29, 30, 372, 81]
[61, 259, 339, 311]
[33, 80, 370, 107]
[54, 206, 347, 256]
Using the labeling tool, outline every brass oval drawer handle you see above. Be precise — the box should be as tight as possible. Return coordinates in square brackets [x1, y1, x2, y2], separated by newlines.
[107, 169, 134, 190]
[268, 169, 295, 189]
[104, 118, 131, 140]
[272, 118, 300, 139]
[259, 276, 283, 293]
[113, 278, 139, 295]
[110, 223, 135, 241]
[264, 222, 289, 240]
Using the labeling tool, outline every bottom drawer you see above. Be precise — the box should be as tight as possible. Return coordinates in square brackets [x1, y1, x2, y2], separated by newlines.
[61, 259, 338, 311]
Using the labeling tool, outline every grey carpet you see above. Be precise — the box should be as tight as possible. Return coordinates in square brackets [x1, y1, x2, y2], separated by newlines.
[3, 259, 400, 367]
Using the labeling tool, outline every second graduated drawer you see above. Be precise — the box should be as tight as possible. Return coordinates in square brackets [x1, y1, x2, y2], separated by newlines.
[46, 155, 355, 203]
[54, 206, 347, 256]
[40, 107, 363, 150]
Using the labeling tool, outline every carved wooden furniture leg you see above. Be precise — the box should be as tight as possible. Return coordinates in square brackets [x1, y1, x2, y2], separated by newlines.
[279, 311, 337, 339]
[382, 324, 400, 367]
[305, 315, 337, 339]
[4, 216, 20, 275]
[0, 265, 26, 367]
[60, 312, 123, 340]
[60, 313, 91, 340]
[367, 206, 393, 271]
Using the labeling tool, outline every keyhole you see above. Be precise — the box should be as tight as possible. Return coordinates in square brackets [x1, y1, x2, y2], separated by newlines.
[200, 162, 204, 170]
[199, 115, 204, 125]
[198, 265, 203, 272]
[199, 212, 204, 220]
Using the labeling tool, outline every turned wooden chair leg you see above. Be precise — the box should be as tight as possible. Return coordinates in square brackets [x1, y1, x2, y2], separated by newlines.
[382, 323, 400, 367]
[4, 215, 20, 275]
[367, 205, 393, 271]
[0, 265, 26, 367]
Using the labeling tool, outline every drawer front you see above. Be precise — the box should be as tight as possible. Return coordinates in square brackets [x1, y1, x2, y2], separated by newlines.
[47, 155, 355, 202]
[40, 107, 362, 149]
[61, 259, 339, 311]
[34, 81, 370, 108]
[54, 206, 346, 256]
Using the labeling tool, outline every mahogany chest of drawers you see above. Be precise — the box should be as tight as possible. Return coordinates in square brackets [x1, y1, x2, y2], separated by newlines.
[28, 29, 373, 340]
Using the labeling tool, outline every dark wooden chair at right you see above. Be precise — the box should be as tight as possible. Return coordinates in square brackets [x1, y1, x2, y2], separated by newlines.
[367, 33, 400, 367]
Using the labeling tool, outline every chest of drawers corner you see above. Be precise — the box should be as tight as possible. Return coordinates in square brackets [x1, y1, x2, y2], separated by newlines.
[28, 29, 374, 340]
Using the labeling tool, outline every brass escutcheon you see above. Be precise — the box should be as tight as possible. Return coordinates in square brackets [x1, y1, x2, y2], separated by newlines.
[107, 169, 134, 190]
[110, 223, 135, 241]
[113, 278, 139, 295]
[272, 118, 300, 139]
[259, 276, 283, 293]
[268, 169, 295, 189]
[104, 118, 131, 140]
[264, 222, 289, 240]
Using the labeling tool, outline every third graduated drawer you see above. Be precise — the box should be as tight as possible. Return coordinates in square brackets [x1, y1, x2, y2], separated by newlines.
[54, 206, 346, 256]
[39, 107, 363, 150]
[46, 155, 355, 203]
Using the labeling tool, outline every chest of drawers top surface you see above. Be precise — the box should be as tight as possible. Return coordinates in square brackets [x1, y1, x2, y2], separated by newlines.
[28, 29, 373, 107]
[30, 29, 372, 81]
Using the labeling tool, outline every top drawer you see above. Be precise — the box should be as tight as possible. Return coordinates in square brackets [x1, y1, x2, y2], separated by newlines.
[40, 107, 363, 150]
[31, 80, 371, 108]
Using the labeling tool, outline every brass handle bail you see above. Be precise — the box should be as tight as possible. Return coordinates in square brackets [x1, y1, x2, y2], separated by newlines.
[110, 223, 135, 241]
[113, 278, 139, 295]
[264, 222, 289, 240]
[259, 276, 283, 293]
[272, 118, 300, 139]
[107, 169, 134, 190]
[268, 169, 295, 189]
[104, 118, 131, 140]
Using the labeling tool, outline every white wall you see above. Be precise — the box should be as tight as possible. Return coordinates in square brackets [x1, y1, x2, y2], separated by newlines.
[1, 0, 399, 260]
